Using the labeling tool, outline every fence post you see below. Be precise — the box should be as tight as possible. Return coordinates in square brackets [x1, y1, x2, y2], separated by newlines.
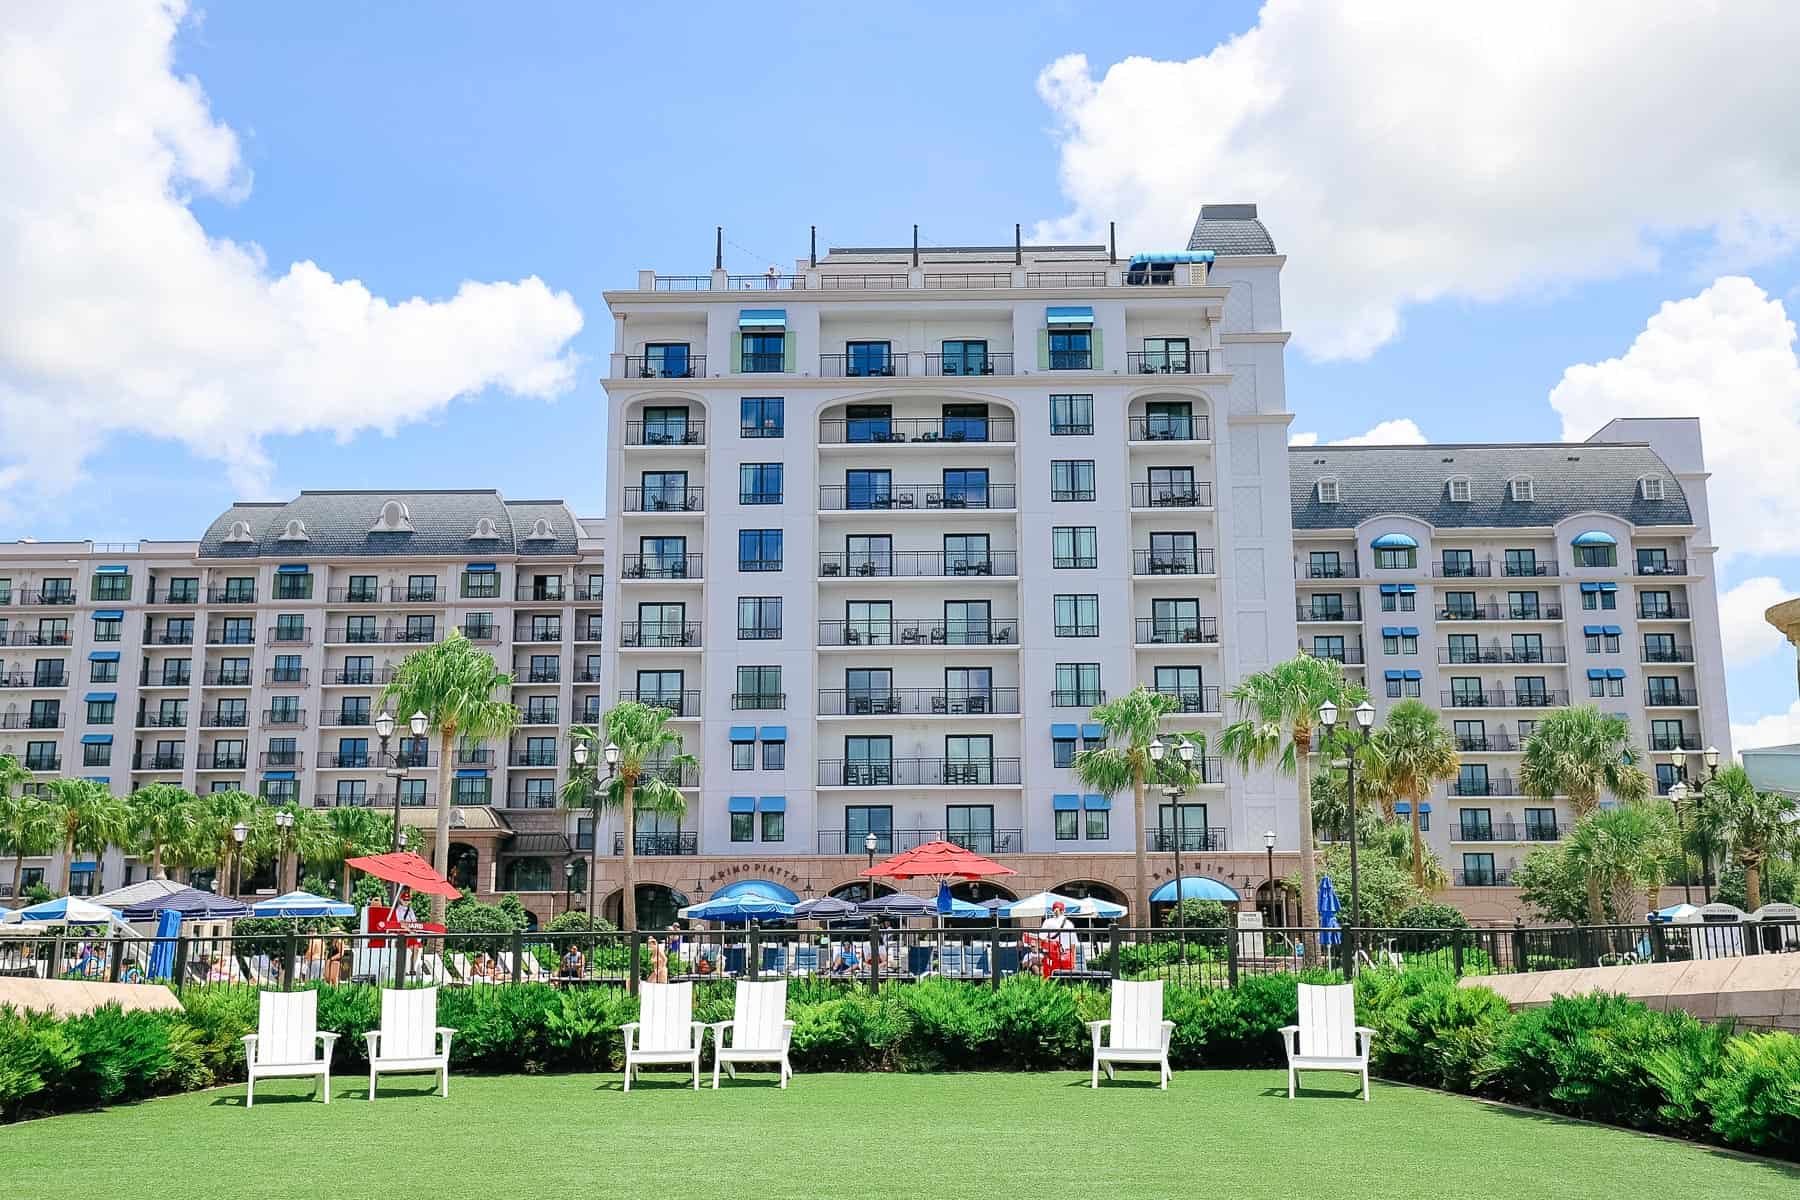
[748, 928, 761, 981]
[512, 929, 526, 985]
[1451, 927, 1466, 978]
[990, 924, 1002, 990]
[392, 928, 409, 989]
[1744, 920, 1761, 957]
[1511, 919, 1527, 973]
[107, 935, 124, 983]
[1107, 926, 1121, 980]
[869, 925, 882, 994]
[283, 931, 298, 990]
[1649, 922, 1668, 963]
[627, 930, 641, 995]
[171, 935, 188, 994]
[1227, 926, 1239, 988]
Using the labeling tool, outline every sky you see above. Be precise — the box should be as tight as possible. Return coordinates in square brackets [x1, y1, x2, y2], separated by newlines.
[6, 1, 1800, 746]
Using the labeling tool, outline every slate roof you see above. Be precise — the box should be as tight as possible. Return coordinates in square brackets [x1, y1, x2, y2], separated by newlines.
[198, 491, 582, 559]
[1186, 203, 1277, 256]
[1290, 443, 1693, 530]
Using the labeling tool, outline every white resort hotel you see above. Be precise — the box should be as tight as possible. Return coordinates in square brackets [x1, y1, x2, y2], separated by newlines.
[0, 206, 1730, 926]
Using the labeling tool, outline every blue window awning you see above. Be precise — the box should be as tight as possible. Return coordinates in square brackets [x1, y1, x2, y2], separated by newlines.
[88, 651, 119, 662]
[1599, 582, 1619, 592]
[70, 862, 97, 873]
[1588, 668, 1608, 680]
[1081, 723, 1105, 740]
[263, 771, 295, 781]
[277, 563, 310, 574]
[1573, 530, 1617, 547]
[1403, 670, 1422, 681]
[80, 734, 112, 745]
[456, 768, 489, 778]
[1370, 532, 1418, 550]
[1603, 625, 1622, 636]
[1128, 251, 1214, 266]
[758, 795, 786, 814]
[1050, 723, 1079, 740]
[1084, 793, 1110, 811]
[1584, 625, 1604, 636]
[94, 565, 128, 575]
[466, 562, 497, 572]
[1046, 305, 1094, 326]
[729, 726, 755, 742]
[1379, 584, 1399, 594]
[1606, 669, 1626, 680]
[1385, 670, 1404, 681]
[85, 692, 116, 703]
[91, 610, 123, 621]
[1382, 627, 1401, 637]
[759, 725, 787, 741]
[1394, 802, 1434, 816]
[727, 796, 756, 814]
[1399, 584, 1417, 594]
[1401, 627, 1419, 637]
[738, 308, 786, 329]
[1580, 582, 1601, 593]
[1053, 793, 1080, 811]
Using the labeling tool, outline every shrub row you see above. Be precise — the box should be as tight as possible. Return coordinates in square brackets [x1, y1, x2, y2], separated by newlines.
[2, 972, 1795, 1158]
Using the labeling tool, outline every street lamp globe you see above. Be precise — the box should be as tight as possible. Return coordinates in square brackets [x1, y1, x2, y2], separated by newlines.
[1354, 700, 1376, 730]
[572, 739, 590, 768]
[1703, 745, 1721, 770]
[1669, 781, 1689, 805]
[275, 810, 293, 830]
[1670, 745, 1686, 771]
[1176, 739, 1194, 764]
[1317, 699, 1338, 728]
[1147, 735, 1165, 763]
[603, 742, 621, 768]
[1263, 829, 1277, 849]
[409, 711, 429, 737]
[374, 709, 396, 740]
[231, 821, 248, 844]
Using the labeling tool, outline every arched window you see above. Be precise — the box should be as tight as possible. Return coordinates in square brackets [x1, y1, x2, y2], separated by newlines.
[1370, 531, 1418, 571]
[470, 517, 500, 539]
[524, 517, 555, 541]
[371, 499, 414, 532]
[223, 519, 254, 543]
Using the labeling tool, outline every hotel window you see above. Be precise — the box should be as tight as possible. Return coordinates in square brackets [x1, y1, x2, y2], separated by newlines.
[1052, 526, 1098, 569]
[731, 806, 753, 843]
[740, 396, 784, 438]
[1504, 549, 1539, 577]
[1446, 477, 1472, 503]
[92, 616, 120, 643]
[740, 331, 785, 373]
[761, 733, 786, 771]
[846, 806, 893, 855]
[1086, 798, 1109, 840]
[1056, 802, 1079, 841]
[1576, 541, 1617, 568]
[1053, 663, 1102, 707]
[1380, 589, 1415, 613]
[1440, 549, 1474, 577]
[221, 576, 255, 603]
[89, 657, 117, 683]
[87, 697, 115, 724]
[91, 572, 131, 602]
[462, 568, 499, 599]
[273, 571, 312, 600]
[739, 463, 783, 505]
[1316, 479, 1340, 504]
[737, 597, 782, 640]
[1509, 478, 1534, 502]
[1640, 476, 1665, 501]
[1442, 591, 1477, 620]
[845, 340, 893, 377]
[397, 778, 429, 807]
[1049, 394, 1094, 436]
[941, 468, 990, 508]
[1584, 628, 1621, 654]
[269, 696, 301, 724]
[1051, 460, 1096, 501]
[1514, 677, 1550, 706]
[1307, 551, 1344, 579]
[404, 615, 435, 643]
[1582, 587, 1616, 611]
[1054, 595, 1099, 638]
[403, 574, 436, 602]
[1048, 328, 1091, 370]
[1647, 676, 1684, 705]
[1461, 853, 1497, 886]
[1141, 337, 1190, 373]
[760, 804, 784, 843]
[1509, 591, 1541, 619]
[1375, 544, 1418, 571]
[1052, 731, 1077, 768]
[738, 529, 783, 572]
[734, 666, 782, 710]
[643, 342, 691, 378]
[274, 613, 306, 642]
[456, 777, 492, 805]
[731, 731, 754, 771]
[0, 578, 11, 604]
[940, 340, 989, 376]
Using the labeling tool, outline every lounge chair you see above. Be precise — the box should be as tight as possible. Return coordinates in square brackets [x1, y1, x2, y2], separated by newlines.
[622, 981, 705, 1091]
[939, 944, 966, 977]
[365, 987, 456, 1099]
[709, 980, 795, 1089]
[242, 990, 338, 1107]
[791, 944, 819, 975]
[1088, 980, 1174, 1089]
[1280, 983, 1375, 1101]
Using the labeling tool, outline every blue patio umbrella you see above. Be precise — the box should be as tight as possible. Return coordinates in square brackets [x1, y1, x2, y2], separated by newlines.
[250, 891, 356, 919]
[146, 908, 181, 980]
[856, 892, 933, 918]
[1318, 874, 1342, 946]
[679, 895, 796, 923]
[792, 896, 858, 920]
[942, 896, 990, 918]
[119, 887, 251, 922]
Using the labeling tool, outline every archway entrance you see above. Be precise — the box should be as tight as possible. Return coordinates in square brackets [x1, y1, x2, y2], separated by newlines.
[602, 883, 691, 930]
[1255, 880, 1297, 928]
[827, 880, 895, 904]
[446, 843, 478, 894]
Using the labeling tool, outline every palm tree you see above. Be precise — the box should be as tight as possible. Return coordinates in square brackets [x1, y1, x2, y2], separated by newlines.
[382, 630, 519, 921]
[317, 806, 391, 899]
[1069, 687, 1199, 923]
[1519, 705, 1649, 818]
[562, 704, 695, 930]
[125, 782, 195, 879]
[1701, 766, 1799, 909]
[0, 769, 59, 899]
[187, 789, 256, 894]
[1361, 700, 1461, 887]
[288, 807, 338, 895]
[46, 779, 129, 895]
[1218, 655, 1366, 939]
[1565, 801, 1677, 924]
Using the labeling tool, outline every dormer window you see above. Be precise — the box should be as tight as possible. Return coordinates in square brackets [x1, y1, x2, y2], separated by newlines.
[470, 517, 500, 540]
[371, 500, 414, 532]
[1509, 478, 1534, 502]
[278, 519, 310, 541]
[1446, 477, 1472, 503]
[223, 520, 254, 543]
[1639, 476, 1665, 501]
[524, 518, 555, 541]
[1316, 479, 1340, 504]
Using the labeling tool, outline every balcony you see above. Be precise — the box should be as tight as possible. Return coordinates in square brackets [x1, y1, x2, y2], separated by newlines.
[518, 709, 560, 727]
[146, 584, 200, 605]
[574, 582, 603, 602]
[314, 791, 436, 809]
[1452, 868, 1515, 887]
[149, 629, 195, 645]
[23, 755, 62, 772]
[1130, 481, 1213, 509]
[624, 419, 705, 447]
[139, 671, 191, 688]
[1650, 734, 1702, 751]
[1438, 603, 1564, 621]
[320, 751, 374, 769]
[739, 352, 785, 373]
[1452, 820, 1561, 843]
[1131, 549, 1217, 577]
[515, 582, 569, 602]
[1641, 645, 1695, 664]
[323, 710, 372, 728]
[1441, 690, 1568, 709]
[1502, 562, 1559, 578]
[575, 666, 604, 683]
[261, 709, 307, 728]
[1127, 414, 1211, 442]
[1636, 559, 1688, 577]
[817, 619, 1017, 647]
[460, 624, 501, 644]
[922, 352, 1015, 378]
[1448, 775, 1518, 797]
[1051, 689, 1105, 708]
[325, 667, 393, 686]
[818, 551, 1017, 579]
[1300, 643, 1365, 666]
[259, 752, 303, 769]
[1146, 827, 1229, 852]
[509, 749, 558, 767]
[1638, 601, 1691, 619]
[132, 752, 182, 771]
[514, 623, 563, 644]
[1433, 562, 1492, 579]
[575, 621, 603, 642]
[1135, 617, 1219, 645]
[622, 487, 703, 514]
[204, 667, 254, 687]
[267, 625, 312, 646]
[206, 627, 256, 646]
[615, 690, 700, 717]
[613, 831, 699, 856]
[199, 709, 250, 729]
[1028, 271, 1106, 288]
[818, 483, 1017, 511]
[135, 710, 188, 729]
[1126, 349, 1211, 374]
[1645, 688, 1700, 707]
[1437, 645, 1567, 665]
[1296, 600, 1362, 622]
[1455, 732, 1519, 752]
[505, 790, 562, 810]
[816, 688, 1020, 717]
[817, 758, 1021, 787]
[731, 692, 788, 711]
[1301, 558, 1358, 580]
[819, 354, 910, 378]
[520, 667, 562, 684]
[207, 587, 257, 605]
[327, 586, 384, 603]
[18, 590, 76, 606]
[622, 354, 705, 379]
[0, 712, 63, 729]
[620, 554, 701, 581]
[13, 671, 68, 689]
[195, 751, 247, 770]
[1149, 685, 1222, 714]
[813, 829, 1021, 856]
[2, 629, 73, 646]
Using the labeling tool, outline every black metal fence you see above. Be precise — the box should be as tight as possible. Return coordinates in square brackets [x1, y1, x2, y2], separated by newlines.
[8, 921, 1795, 998]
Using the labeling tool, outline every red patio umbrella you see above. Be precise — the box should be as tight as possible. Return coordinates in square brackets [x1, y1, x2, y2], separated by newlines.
[345, 851, 462, 899]
[861, 840, 1016, 881]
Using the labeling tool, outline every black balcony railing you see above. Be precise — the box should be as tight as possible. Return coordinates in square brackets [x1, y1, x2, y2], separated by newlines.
[0, 712, 62, 729]
[619, 621, 700, 648]
[1301, 558, 1358, 580]
[620, 554, 701, 580]
[1127, 413, 1210, 442]
[817, 758, 1021, 787]
[623, 354, 705, 379]
[1132, 548, 1217, 576]
[819, 354, 910, 378]
[1645, 689, 1700, 707]
[1296, 600, 1362, 622]
[1636, 559, 1688, 577]
[1650, 734, 1702, 751]
[816, 619, 1018, 647]
[515, 582, 569, 602]
[267, 626, 311, 646]
[325, 667, 393, 686]
[1448, 775, 1518, 797]
[1452, 820, 1560, 842]
[135, 710, 188, 728]
[461, 624, 501, 644]
[622, 486, 703, 514]
[624, 419, 705, 446]
[816, 688, 1020, 717]
[198, 710, 250, 729]
[1433, 562, 1492, 579]
[259, 752, 303, 769]
[1452, 868, 1515, 887]
[616, 690, 700, 717]
[320, 752, 373, 769]
[327, 586, 383, 603]
[1502, 562, 1559, 578]
[203, 667, 254, 686]
[150, 629, 195, 646]
[1050, 689, 1106, 707]
[521, 668, 562, 684]
[812, 828, 1025, 856]
[1300, 643, 1365, 665]
[324, 710, 372, 727]
[510, 749, 559, 767]
[613, 831, 699, 856]
[2, 629, 73, 646]
[1638, 601, 1691, 619]
[139, 671, 191, 688]
[194, 752, 247, 771]
[25, 671, 68, 688]
[1149, 685, 1222, 714]
[818, 551, 1017, 579]
[206, 627, 256, 645]
[1437, 603, 1565, 621]
[1438, 645, 1567, 665]
[262, 709, 307, 727]
[1147, 827, 1229, 852]
[1047, 349, 1092, 370]
[1127, 349, 1210, 374]
[133, 753, 181, 770]
[518, 708, 560, 726]
[1641, 645, 1695, 664]
[1455, 732, 1519, 752]
[18, 590, 76, 606]
[740, 352, 785, 373]
[1130, 481, 1213, 508]
[1441, 690, 1567, 708]
[207, 587, 257, 604]
[1134, 617, 1219, 645]
[731, 692, 788, 711]
[818, 483, 1017, 511]
[146, 585, 200, 604]
[922, 352, 1015, 378]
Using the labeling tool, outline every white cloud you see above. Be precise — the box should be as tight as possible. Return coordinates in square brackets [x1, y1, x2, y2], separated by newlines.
[1733, 699, 1800, 753]
[1033, 2, 1800, 360]
[1289, 418, 1426, 447]
[1716, 577, 1795, 666]
[0, 1, 583, 504]
[1548, 276, 1800, 559]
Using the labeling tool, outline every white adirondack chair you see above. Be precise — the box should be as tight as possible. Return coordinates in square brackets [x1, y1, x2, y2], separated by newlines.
[364, 987, 456, 1099]
[709, 980, 795, 1089]
[241, 990, 338, 1106]
[1280, 983, 1376, 1101]
[621, 981, 705, 1091]
[1088, 980, 1174, 1089]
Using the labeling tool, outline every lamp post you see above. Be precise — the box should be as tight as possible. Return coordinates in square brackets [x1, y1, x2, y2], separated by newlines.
[1669, 781, 1693, 905]
[230, 821, 248, 897]
[1317, 699, 1375, 971]
[1264, 830, 1278, 925]
[1671, 745, 1721, 904]
[274, 809, 294, 894]
[865, 831, 878, 871]
[572, 737, 620, 930]
[564, 859, 579, 915]
[377, 709, 430, 856]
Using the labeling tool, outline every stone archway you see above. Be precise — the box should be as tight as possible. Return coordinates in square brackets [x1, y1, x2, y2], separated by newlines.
[447, 843, 479, 894]
[601, 883, 691, 930]
[827, 880, 895, 904]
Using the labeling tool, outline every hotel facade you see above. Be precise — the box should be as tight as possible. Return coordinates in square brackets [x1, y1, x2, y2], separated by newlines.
[0, 207, 1732, 925]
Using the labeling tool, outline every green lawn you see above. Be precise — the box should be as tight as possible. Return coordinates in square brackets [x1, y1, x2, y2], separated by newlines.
[5, 1070, 1794, 1200]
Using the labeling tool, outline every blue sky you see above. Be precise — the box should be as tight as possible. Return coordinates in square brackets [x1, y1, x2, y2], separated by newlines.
[6, 2, 1800, 742]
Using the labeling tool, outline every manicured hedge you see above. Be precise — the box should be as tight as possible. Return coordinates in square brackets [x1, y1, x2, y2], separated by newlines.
[2, 972, 1796, 1158]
